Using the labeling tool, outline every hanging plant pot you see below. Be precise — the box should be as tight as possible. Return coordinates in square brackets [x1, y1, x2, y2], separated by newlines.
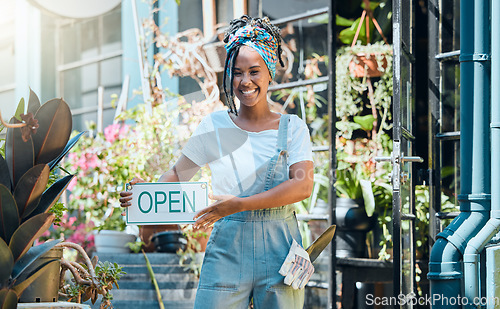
[348, 53, 388, 78]
[202, 41, 226, 73]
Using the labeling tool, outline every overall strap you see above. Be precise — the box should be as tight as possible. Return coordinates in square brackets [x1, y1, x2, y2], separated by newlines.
[276, 114, 290, 151]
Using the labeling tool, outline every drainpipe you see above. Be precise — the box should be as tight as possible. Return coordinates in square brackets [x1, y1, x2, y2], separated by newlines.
[428, 0, 490, 307]
[463, 0, 495, 306]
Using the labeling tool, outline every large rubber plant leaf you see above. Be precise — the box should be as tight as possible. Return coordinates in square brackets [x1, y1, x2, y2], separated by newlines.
[0, 238, 14, 284]
[11, 239, 61, 280]
[5, 118, 35, 188]
[11, 259, 58, 297]
[48, 131, 86, 171]
[13, 164, 49, 220]
[26, 88, 41, 116]
[8, 213, 54, 262]
[24, 174, 74, 221]
[0, 184, 19, 244]
[33, 98, 72, 165]
[0, 155, 12, 192]
[0, 289, 18, 309]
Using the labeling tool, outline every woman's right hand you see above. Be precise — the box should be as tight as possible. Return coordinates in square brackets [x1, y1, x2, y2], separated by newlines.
[119, 177, 145, 208]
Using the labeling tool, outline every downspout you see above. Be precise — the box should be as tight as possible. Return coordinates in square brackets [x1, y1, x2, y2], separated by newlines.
[463, 0, 495, 306]
[428, 0, 490, 307]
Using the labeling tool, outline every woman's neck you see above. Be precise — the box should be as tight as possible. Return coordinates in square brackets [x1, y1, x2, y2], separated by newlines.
[237, 105, 273, 121]
[230, 105, 280, 132]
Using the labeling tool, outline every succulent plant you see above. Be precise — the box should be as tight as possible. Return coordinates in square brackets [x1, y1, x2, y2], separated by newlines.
[0, 90, 83, 308]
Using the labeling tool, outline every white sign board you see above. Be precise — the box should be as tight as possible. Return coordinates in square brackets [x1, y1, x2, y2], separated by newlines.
[126, 182, 208, 225]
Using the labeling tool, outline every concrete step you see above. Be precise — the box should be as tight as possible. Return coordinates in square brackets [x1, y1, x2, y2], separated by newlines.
[83, 252, 200, 309]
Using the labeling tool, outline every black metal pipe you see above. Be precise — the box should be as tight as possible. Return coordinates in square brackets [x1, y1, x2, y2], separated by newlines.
[327, 1, 337, 308]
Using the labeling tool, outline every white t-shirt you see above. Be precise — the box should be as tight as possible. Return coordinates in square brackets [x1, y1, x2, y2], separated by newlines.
[182, 110, 313, 196]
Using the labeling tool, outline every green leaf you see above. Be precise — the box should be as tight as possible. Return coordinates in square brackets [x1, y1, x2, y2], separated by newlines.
[33, 99, 72, 165]
[9, 213, 54, 262]
[339, 17, 375, 45]
[0, 238, 14, 284]
[360, 179, 375, 217]
[12, 259, 58, 297]
[14, 98, 25, 122]
[48, 131, 86, 170]
[0, 155, 12, 192]
[353, 115, 375, 131]
[5, 118, 35, 187]
[361, 1, 380, 11]
[0, 184, 19, 244]
[24, 175, 74, 221]
[0, 289, 18, 309]
[336, 14, 354, 27]
[12, 239, 61, 280]
[308, 13, 328, 25]
[27, 88, 41, 116]
[14, 164, 49, 220]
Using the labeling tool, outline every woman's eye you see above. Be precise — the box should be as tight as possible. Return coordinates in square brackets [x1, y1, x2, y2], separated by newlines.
[251, 71, 259, 75]
[233, 72, 242, 76]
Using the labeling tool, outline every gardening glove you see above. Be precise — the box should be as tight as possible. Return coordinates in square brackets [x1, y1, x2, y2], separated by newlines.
[279, 239, 315, 289]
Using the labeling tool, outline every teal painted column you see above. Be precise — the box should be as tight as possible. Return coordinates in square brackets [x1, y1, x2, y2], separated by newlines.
[428, 0, 480, 307]
[121, 0, 179, 109]
[159, 0, 179, 103]
[463, 0, 500, 306]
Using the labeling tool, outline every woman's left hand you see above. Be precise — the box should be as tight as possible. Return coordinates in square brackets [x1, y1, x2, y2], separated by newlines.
[193, 193, 240, 229]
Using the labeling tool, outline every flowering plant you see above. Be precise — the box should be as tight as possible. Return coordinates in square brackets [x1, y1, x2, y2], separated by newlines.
[47, 101, 212, 254]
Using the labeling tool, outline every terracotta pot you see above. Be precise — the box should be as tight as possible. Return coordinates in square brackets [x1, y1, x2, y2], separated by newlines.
[348, 53, 388, 78]
[139, 224, 179, 252]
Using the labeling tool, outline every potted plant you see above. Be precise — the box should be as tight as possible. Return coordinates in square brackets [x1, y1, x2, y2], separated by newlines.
[56, 241, 126, 308]
[0, 90, 84, 307]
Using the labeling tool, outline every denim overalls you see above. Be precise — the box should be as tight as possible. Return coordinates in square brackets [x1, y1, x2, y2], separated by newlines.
[194, 114, 305, 309]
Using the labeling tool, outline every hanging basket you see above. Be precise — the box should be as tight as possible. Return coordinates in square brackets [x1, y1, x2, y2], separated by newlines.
[202, 41, 226, 73]
[348, 52, 388, 78]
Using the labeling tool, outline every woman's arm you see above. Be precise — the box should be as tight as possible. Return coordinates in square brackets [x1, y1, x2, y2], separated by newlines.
[158, 155, 202, 182]
[193, 160, 314, 228]
[119, 155, 201, 207]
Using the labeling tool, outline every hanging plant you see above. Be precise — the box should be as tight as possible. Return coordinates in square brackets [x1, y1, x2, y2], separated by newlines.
[335, 41, 393, 139]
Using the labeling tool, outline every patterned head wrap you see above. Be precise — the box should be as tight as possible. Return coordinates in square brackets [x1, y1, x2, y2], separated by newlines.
[224, 25, 279, 79]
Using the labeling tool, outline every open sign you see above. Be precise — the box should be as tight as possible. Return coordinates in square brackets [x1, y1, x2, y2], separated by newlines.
[126, 182, 208, 225]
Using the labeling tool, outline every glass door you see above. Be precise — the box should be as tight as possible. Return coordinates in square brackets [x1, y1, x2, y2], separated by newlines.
[377, 0, 421, 307]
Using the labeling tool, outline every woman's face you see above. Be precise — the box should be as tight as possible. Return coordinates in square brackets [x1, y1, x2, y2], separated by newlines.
[232, 46, 272, 108]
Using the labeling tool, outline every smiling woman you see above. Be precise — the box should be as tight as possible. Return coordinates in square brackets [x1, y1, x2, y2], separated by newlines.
[120, 15, 315, 309]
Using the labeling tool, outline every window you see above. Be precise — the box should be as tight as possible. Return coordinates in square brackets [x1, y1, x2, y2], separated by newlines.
[56, 5, 122, 132]
[0, 0, 16, 119]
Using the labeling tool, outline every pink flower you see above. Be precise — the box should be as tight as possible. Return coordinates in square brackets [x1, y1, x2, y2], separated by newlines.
[68, 216, 77, 226]
[85, 153, 99, 170]
[67, 177, 77, 191]
[104, 123, 130, 143]
[118, 124, 130, 139]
